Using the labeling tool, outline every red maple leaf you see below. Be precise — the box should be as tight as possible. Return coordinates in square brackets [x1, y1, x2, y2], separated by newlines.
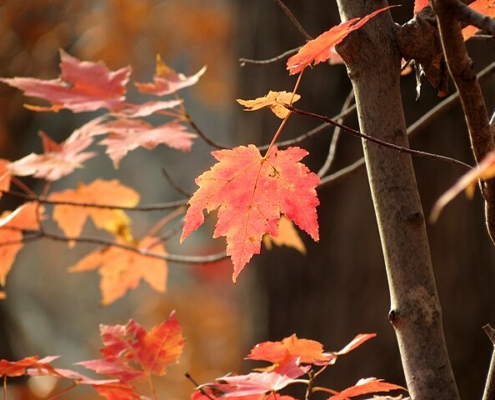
[202, 357, 309, 397]
[287, 6, 393, 75]
[69, 236, 167, 305]
[8, 128, 97, 181]
[97, 119, 196, 168]
[328, 377, 405, 400]
[135, 55, 206, 96]
[180, 145, 320, 282]
[79, 312, 184, 382]
[0, 50, 130, 112]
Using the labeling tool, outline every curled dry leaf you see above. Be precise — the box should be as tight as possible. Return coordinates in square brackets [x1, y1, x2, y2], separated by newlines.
[237, 91, 301, 119]
[263, 215, 306, 254]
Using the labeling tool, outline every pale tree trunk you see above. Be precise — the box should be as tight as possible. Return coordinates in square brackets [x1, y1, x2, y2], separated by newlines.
[335, 1, 460, 398]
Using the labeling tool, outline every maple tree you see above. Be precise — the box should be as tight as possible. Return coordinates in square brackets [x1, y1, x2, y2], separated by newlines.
[0, 0, 495, 399]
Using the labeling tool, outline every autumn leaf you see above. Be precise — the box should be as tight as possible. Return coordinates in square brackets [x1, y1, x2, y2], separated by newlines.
[463, 0, 495, 39]
[49, 179, 140, 245]
[328, 377, 405, 400]
[0, 356, 59, 378]
[0, 202, 44, 286]
[115, 99, 183, 118]
[431, 151, 495, 222]
[263, 216, 306, 254]
[247, 334, 333, 366]
[135, 54, 206, 96]
[0, 50, 131, 112]
[0, 159, 12, 200]
[69, 236, 167, 305]
[287, 6, 393, 75]
[79, 312, 184, 382]
[335, 333, 376, 355]
[237, 91, 301, 119]
[414, 0, 429, 14]
[97, 119, 196, 168]
[8, 127, 97, 181]
[201, 357, 309, 397]
[180, 145, 320, 282]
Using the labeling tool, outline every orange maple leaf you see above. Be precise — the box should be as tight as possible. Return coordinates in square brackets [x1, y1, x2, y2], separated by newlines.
[49, 179, 140, 245]
[0, 50, 131, 112]
[0, 356, 59, 378]
[79, 312, 184, 381]
[8, 127, 97, 181]
[237, 91, 301, 119]
[329, 377, 405, 400]
[0, 202, 44, 286]
[287, 6, 393, 75]
[135, 55, 206, 96]
[414, 0, 430, 13]
[69, 237, 167, 305]
[180, 145, 319, 282]
[462, 0, 495, 39]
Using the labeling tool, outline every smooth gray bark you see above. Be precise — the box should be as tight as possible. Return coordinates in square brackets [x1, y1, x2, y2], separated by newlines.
[335, 1, 460, 398]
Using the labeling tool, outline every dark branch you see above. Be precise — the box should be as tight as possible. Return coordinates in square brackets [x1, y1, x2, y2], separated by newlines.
[239, 47, 301, 66]
[273, 0, 313, 40]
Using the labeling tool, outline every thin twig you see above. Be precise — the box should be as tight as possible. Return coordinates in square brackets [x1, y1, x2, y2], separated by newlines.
[185, 372, 215, 400]
[273, 0, 313, 40]
[318, 158, 366, 188]
[287, 105, 472, 169]
[10, 229, 227, 264]
[317, 90, 355, 177]
[161, 167, 192, 197]
[239, 47, 301, 66]
[482, 324, 495, 400]
[454, 0, 495, 36]
[185, 112, 230, 150]
[0, 190, 187, 211]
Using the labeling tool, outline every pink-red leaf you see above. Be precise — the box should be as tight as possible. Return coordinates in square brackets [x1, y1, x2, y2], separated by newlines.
[8, 123, 98, 181]
[0, 50, 131, 112]
[97, 119, 196, 168]
[328, 377, 405, 400]
[0, 356, 59, 378]
[203, 357, 309, 397]
[180, 145, 320, 282]
[287, 6, 393, 75]
[135, 55, 206, 96]
[335, 333, 376, 355]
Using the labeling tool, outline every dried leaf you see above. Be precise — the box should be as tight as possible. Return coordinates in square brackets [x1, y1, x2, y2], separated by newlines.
[181, 145, 319, 282]
[237, 91, 301, 119]
[263, 215, 306, 254]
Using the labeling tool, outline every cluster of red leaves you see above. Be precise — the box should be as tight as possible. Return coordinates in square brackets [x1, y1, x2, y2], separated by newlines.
[0, 312, 184, 400]
[192, 333, 405, 400]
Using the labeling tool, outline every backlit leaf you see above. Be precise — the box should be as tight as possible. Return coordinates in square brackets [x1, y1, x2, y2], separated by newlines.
[8, 127, 97, 181]
[328, 377, 405, 400]
[463, 0, 495, 40]
[287, 6, 393, 75]
[263, 215, 306, 254]
[0, 159, 12, 199]
[237, 91, 301, 119]
[431, 151, 495, 222]
[0, 50, 131, 112]
[181, 145, 319, 282]
[135, 55, 206, 96]
[0, 356, 59, 378]
[49, 179, 139, 245]
[97, 119, 196, 168]
[0, 202, 44, 285]
[69, 237, 167, 305]
[79, 312, 184, 381]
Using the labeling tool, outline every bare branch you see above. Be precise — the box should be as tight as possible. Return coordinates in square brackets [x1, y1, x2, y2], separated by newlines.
[454, 0, 495, 36]
[239, 47, 301, 66]
[482, 324, 495, 400]
[273, 0, 313, 40]
[185, 112, 230, 150]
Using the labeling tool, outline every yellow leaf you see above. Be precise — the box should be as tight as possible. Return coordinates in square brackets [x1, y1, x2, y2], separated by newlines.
[237, 91, 301, 119]
[263, 215, 306, 254]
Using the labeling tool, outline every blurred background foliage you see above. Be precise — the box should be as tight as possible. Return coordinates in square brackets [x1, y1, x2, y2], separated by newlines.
[1, 1, 495, 400]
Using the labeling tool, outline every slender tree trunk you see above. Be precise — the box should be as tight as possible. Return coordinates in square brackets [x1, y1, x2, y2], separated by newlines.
[335, 1, 459, 398]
